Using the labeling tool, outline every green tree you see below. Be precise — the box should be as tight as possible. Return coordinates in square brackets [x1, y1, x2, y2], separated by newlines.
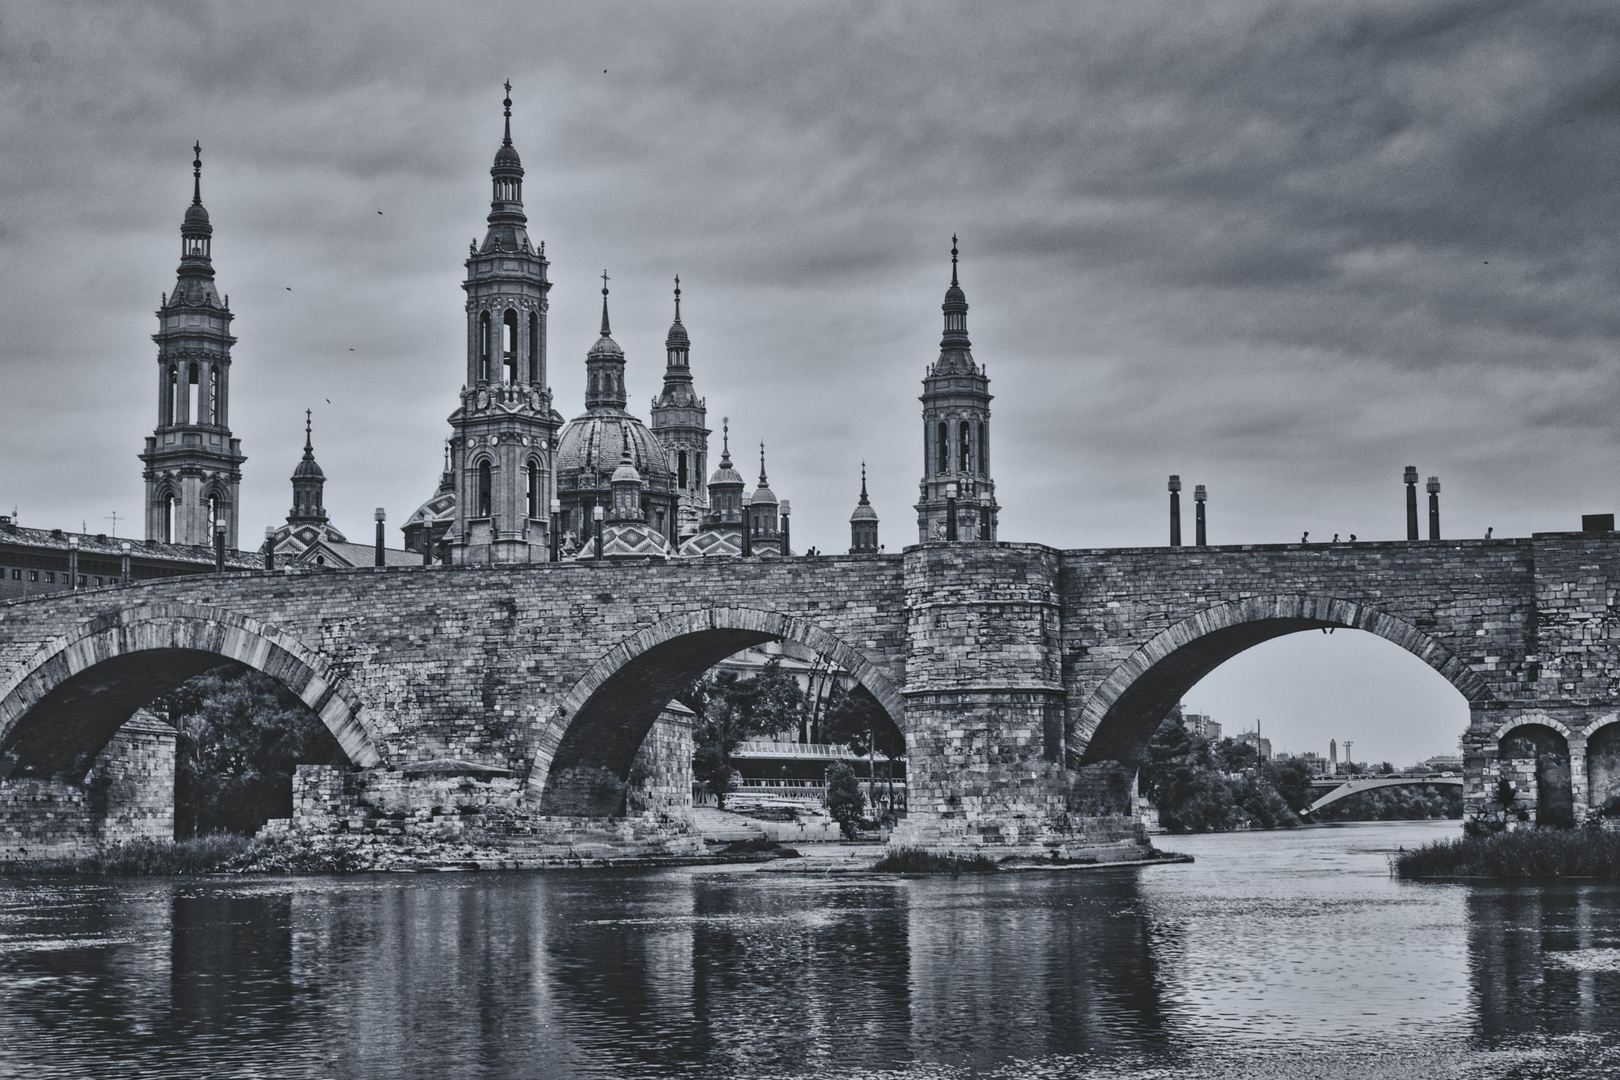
[824, 761, 866, 839]
[154, 665, 348, 836]
[822, 683, 904, 809]
[685, 659, 807, 809]
[1268, 757, 1315, 812]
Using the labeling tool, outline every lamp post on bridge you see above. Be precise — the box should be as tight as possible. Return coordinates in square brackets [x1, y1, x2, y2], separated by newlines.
[945, 482, 958, 541]
[374, 507, 386, 567]
[213, 522, 226, 574]
[1427, 477, 1441, 541]
[1168, 475, 1182, 546]
[593, 504, 605, 561]
[550, 498, 561, 563]
[1194, 484, 1208, 547]
[1404, 466, 1420, 541]
[264, 527, 275, 572]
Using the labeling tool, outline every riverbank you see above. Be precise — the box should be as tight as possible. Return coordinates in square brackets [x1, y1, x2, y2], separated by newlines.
[1393, 827, 1620, 879]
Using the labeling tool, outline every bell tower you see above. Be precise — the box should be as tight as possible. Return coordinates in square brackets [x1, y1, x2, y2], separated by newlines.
[916, 235, 997, 542]
[650, 276, 710, 542]
[141, 143, 246, 548]
[446, 83, 559, 564]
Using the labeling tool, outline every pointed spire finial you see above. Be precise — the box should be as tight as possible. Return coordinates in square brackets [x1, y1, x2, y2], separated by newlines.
[303, 408, 314, 458]
[860, 461, 869, 501]
[599, 269, 612, 335]
[950, 233, 959, 286]
[721, 417, 731, 461]
[192, 142, 203, 206]
[673, 274, 681, 321]
[443, 439, 451, 473]
[759, 441, 768, 483]
[502, 80, 513, 147]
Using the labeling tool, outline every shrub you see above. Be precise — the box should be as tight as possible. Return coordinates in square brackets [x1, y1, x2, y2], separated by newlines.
[824, 762, 866, 839]
[1395, 827, 1620, 879]
[872, 847, 997, 874]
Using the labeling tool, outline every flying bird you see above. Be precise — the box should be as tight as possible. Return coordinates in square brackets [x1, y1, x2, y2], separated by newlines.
[377, 210, 383, 215]
[285, 286, 292, 291]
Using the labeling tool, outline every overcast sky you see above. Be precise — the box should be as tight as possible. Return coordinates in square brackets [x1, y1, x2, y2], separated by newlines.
[3, 1, 1616, 764]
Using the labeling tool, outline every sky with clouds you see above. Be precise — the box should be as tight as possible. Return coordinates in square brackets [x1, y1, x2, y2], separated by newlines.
[2, 0, 1616, 763]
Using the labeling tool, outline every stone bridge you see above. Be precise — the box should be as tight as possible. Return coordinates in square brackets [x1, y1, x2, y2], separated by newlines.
[2, 534, 1618, 856]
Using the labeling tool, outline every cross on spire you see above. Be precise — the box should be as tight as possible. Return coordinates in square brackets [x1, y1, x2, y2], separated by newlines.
[599, 270, 612, 335]
[303, 408, 314, 456]
[950, 232, 959, 286]
[192, 142, 203, 205]
[673, 274, 682, 321]
[759, 441, 768, 483]
[502, 80, 513, 146]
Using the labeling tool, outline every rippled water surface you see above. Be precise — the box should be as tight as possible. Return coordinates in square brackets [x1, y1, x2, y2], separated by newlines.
[3, 821, 1620, 1078]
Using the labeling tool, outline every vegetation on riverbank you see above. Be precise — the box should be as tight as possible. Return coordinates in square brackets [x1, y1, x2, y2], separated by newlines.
[1140, 709, 1462, 833]
[1394, 827, 1620, 879]
[871, 847, 998, 874]
[0, 834, 365, 876]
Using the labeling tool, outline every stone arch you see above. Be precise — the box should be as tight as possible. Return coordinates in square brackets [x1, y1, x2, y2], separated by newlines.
[1491, 714, 1575, 743]
[1076, 595, 1490, 766]
[1495, 719, 1575, 826]
[0, 603, 379, 779]
[529, 606, 905, 811]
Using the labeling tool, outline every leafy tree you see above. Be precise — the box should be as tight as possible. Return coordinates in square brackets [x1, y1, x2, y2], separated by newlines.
[822, 683, 905, 809]
[1213, 737, 1261, 774]
[153, 665, 348, 836]
[685, 659, 807, 809]
[1269, 757, 1315, 812]
[824, 761, 866, 839]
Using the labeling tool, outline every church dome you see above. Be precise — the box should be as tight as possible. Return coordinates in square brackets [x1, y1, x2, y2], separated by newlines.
[555, 410, 672, 485]
[184, 202, 211, 227]
[587, 332, 624, 360]
[708, 456, 744, 488]
[493, 143, 522, 171]
[292, 455, 325, 481]
[612, 458, 642, 485]
[850, 500, 878, 523]
[749, 480, 778, 507]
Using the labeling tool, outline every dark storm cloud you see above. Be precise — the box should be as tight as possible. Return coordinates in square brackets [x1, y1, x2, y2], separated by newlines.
[3, 0, 1619, 560]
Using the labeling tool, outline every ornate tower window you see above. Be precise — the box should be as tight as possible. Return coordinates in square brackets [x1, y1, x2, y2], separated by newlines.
[526, 458, 540, 519]
[479, 312, 492, 383]
[502, 309, 518, 384]
[163, 494, 175, 543]
[959, 420, 972, 471]
[477, 459, 493, 518]
[528, 311, 539, 383]
[678, 450, 688, 490]
[186, 363, 200, 424]
[209, 368, 220, 425]
[937, 421, 948, 474]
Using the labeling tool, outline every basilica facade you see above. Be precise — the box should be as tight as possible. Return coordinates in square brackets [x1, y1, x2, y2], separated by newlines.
[128, 88, 1006, 566]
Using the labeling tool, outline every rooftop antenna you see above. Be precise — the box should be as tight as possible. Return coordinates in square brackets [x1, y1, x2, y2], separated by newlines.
[104, 511, 121, 537]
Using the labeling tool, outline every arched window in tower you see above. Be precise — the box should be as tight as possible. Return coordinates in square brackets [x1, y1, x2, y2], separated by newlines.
[978, 422, 987, 476]
[207, 495, 218, 533]
[525, 458, 540, 519]
[209, 368, 220, 425]
[186, 364, 199, 425]
[502, 309, 518, 384]
[959, 421, 972, 472]
[478, 312, 492, 383]
[528, 312, 539, 383]
[937, 421, 949, 475]
[167, 365, 179, 425]
[163, 494, 175, 544]
[477, 459, 493, 519]
[678, 450, 689, 490]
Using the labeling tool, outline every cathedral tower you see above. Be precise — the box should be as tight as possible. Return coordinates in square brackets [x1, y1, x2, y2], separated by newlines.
[650, 277, 710, 542]
[446, 83, 559, 564]
[287, 409, 329, 527]
[849, 464, 880, 553]
[916, 236, 997, 542]
[141, 144, 246, 548]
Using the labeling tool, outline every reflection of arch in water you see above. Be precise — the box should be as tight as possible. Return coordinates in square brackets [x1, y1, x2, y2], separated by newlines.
[1077, 595, 1488, 765]
[0, 604, 379, 780]
[530, 607, 905, 814]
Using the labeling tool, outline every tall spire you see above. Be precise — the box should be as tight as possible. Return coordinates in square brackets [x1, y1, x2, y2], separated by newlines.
[673, 274, 682, 322]
[302, 407, 314, 459]
[934, 232, 973, 374]
[502, 79, 513, 147]
[584, 269, 627, 410]
[860, 462, 870, 504]
[759, 441, 768, 485]
[600, 270, 612, 335]
[192, 141, 202, 206]
[721, 417, 731, 464]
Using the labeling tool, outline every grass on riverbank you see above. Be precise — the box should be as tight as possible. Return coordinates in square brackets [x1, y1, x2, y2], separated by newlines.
[0, 834, 365, 876]
[870, 847, 999, 874]
[1394, 827, 1620, 880]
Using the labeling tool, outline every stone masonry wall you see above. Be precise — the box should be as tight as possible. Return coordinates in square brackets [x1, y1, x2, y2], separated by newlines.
[0, 711, 174, 860]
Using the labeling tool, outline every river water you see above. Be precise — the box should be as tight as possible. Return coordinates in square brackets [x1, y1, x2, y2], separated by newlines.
[1, 820, 1618, 1079]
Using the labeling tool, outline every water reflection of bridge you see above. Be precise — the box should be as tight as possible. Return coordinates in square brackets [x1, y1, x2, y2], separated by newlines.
[1301, 773, 1463, 815]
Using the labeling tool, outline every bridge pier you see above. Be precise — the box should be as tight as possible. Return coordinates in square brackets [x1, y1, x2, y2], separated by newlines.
[890, 545, 1145, 859]
[0, 712, 176, 861]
